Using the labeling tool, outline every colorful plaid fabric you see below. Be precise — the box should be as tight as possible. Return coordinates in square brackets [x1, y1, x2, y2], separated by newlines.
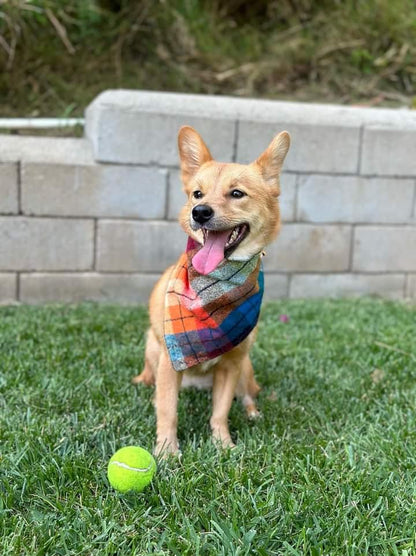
[164, 237, 264, 371]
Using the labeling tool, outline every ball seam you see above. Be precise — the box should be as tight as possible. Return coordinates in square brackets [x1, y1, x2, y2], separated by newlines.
[109, 461, 153, 473]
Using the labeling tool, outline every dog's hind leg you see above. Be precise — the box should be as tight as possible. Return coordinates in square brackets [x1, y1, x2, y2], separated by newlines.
[236, 355, 261, 419]
[131, 328, 159, 386]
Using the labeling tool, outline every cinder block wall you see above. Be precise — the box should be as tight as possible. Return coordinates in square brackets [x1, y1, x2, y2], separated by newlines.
[1, 90, 415, 304]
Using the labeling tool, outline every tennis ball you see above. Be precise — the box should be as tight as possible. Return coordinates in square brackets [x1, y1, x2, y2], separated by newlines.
[107, 446, 156, 493]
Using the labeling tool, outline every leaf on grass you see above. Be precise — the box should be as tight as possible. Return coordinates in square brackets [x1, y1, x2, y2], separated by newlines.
[371, 368, 385, 385]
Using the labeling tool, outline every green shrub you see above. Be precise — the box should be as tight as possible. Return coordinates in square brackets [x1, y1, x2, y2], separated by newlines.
[1, 0, 415, 117]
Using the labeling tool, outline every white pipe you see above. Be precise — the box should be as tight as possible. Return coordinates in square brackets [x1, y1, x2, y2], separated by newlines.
[0, 118, 85, 129]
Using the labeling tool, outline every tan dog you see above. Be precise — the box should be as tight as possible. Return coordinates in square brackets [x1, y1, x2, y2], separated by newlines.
[133, 126, 290, 456]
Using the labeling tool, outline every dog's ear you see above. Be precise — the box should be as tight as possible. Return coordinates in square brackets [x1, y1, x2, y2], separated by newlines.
[255, 131, 290, 195]
[178, 126, 212, 187]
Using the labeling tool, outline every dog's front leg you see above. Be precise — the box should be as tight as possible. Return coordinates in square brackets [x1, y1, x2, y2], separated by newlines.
[154, 350, 183, 457]
[210, 359, 242, 448]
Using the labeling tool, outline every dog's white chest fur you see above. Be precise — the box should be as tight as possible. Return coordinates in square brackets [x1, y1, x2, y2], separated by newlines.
[181, 356, 221, 389]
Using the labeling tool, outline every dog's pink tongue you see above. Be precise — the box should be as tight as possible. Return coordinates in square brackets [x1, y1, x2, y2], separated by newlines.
[192, 230, 230, 275]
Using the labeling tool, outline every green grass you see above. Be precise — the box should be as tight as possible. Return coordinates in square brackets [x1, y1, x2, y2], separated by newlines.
[1, 299, 416, 555]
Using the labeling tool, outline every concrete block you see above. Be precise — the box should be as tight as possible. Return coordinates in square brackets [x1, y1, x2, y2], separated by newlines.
[97, 220, 187, 272]
[167, 169, 186, 221]
[0, 136, 93, 164]
[290, 273, 405, 299]
[0, 273, 17, 304]
[20, 273, 159, 305]
[298, 175, 415, 223]
[264, 224, 351, 272]
[413, 184, 416, 221]
[353, 226, 416, 271]
[407, 275, 416, 299]
[167, 169, 297, 222]
[22, 163, 167, 218]
[231, 95, 416, 129]
[86, 91, 236, 165]
[237, 121, 360, 174]
[0, 217, 94, 271]
[0, 163, 18, 214]
[361, 123, 416, 176]
[85, 90, 416, 172]
[263, 274, 289, 300]
[279, 173, 297, 222]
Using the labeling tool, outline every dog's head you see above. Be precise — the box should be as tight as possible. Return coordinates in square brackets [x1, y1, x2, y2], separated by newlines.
[178, 126, 290, 275]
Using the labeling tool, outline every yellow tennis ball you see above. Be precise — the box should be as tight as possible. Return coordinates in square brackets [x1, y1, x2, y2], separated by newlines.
[107, 446, 156, 493]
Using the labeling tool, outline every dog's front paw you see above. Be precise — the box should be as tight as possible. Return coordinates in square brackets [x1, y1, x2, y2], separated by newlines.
[212, 435, 236, 451]
[211, 423, 236, 450]
[154, 438, 181, 459]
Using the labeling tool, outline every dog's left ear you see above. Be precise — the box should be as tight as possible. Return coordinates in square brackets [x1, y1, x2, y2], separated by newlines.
[178, 126, 213, 187]
[255, 131, 291, 195]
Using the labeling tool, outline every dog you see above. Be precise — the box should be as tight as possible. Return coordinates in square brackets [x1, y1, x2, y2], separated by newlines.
[132, 125, 290, 456]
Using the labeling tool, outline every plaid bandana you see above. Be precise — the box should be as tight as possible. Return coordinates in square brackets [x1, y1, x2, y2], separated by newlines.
[164, 237, 264, 371]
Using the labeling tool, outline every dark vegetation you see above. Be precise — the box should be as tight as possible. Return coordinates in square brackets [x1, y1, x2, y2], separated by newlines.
[1, 0, 416, 118]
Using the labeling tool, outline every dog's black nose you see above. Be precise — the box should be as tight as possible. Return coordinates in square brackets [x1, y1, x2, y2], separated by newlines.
[192, 204, 214, 224]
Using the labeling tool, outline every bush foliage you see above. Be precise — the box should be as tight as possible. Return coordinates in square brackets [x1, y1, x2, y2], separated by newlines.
[1, 0, 416, 116]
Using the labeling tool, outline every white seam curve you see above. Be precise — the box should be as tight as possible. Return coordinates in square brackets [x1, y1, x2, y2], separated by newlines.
[110, 461, 153, 472]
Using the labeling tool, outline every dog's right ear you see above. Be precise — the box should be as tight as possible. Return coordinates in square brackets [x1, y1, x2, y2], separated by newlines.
[178, 126, 212, 187]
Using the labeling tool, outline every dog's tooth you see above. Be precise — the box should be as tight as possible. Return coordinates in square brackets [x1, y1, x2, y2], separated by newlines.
[225, 225, 244, 249]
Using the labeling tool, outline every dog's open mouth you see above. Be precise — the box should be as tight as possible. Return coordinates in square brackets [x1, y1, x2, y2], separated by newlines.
[192, 224, 249, 275]
[205, 224, 249, 256]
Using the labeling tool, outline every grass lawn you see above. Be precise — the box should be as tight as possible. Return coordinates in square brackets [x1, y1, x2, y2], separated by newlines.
[1, 298, 415, 555]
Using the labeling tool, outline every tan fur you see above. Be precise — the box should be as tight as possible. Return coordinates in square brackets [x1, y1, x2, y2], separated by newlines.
[132, 126, 290, 456]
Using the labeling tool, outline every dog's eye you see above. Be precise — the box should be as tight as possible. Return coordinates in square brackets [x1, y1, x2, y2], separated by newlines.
[230, 189, 246, 199]
[193, 190, 203, 199]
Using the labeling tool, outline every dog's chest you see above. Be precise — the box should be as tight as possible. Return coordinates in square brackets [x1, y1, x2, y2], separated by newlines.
[196, 356, 221, 373]
[180, 356, 221, 390]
